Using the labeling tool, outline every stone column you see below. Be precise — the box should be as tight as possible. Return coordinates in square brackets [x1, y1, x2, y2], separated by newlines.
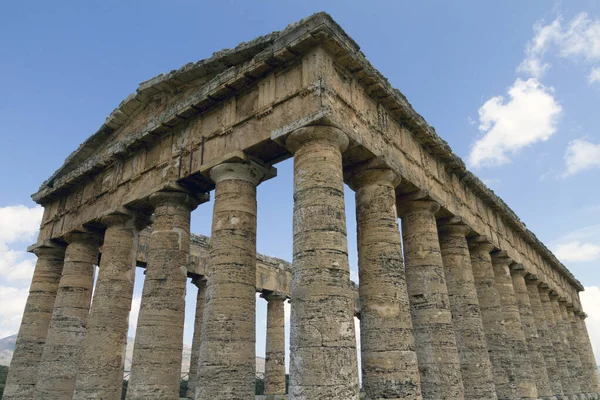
[437, 220, 496, 400]
[575, 312, 600, 398]
[72, 212, 143, 399]
[491, 252, 538, 399]
[2, 242, 65, 400]
[526, 275, 564, 398]
[349, 166, 422, 399]
[558, 300, 582, 397]
[468, 237, 514, 400]
[196, 161, 268, 400]
[569, 307, 592, 398]
[539, 285, 572, 399]
[510, 265, 553, 399]
[34, 231, 101, 400]
[263, 293, 287, 396]
[397, 199, 465, 400]
[187, 277, 206, 399]
[285, 126, 359, 399]
[126, 190, 200, 399]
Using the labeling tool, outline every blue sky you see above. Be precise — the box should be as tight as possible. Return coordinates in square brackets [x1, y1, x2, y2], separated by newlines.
[1, 1, 599, 365]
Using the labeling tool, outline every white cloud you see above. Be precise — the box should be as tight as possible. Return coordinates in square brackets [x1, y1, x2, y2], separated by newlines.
[554, 241, 600, 263]
[0, 205, 43, 245]
[563, 138, 600, 177]
[518, 13, 600, 83]
[468, 78, 562, 168]
[0, 285, 29, 338]
[589, 67, 600, 83]
[580, 286, 600, 364]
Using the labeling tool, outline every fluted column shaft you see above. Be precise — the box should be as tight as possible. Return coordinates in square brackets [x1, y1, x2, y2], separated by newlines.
[526, 277, 563, 397]
[575, 313, 600, 397]
[549, 295, 578, 398]
[196, 162, 265, 400]
[398, 199, 465, 400]
[126, 190, 199, 399]
[569, 308, 591, 396]
[540, 286, 572, 398]
[34, 232, 100, 400]
[491, 253, 538, 399]
[286, 126, 359, 399]
[469, 240, 514, 400]
[558, 301, 582, 396]
[3, 244, 65, 400]
[73, 213, 141, 399]
[438, 223, 496, 400]
[186, 278, 206, 399]
[351, 168, 421, 400]
[510, 267, 552, 398]
[264, 294, 286, 396]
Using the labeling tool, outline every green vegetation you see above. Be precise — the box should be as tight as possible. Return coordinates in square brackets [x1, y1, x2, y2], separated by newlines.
[0, 365, 9, 397]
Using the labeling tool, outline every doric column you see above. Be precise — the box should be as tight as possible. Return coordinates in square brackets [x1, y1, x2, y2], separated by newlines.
[263, 293, 287, 396]
[526, 275, 564, 398]
[437, 219, 496, 400]
[468, 237, 515, 400]
[575, 311, 600, 398]
[187, 277, 206, 399]
[126, 190, 200, 399]
[196, 161, 269, 400]
[2, 242, 65, 400]
[349, 166, 422, 399]
[569, 307, 592, 397]
[72, 212, 144, 399]
[285, 126, 359, 399]
[397, 199, 465, 400]
[34, 231, 101, 400]
[491, 252, 538, 399]
[539, 285, 572, 399]
[558, 300, 582, 397]
[510, 265, 553, 399]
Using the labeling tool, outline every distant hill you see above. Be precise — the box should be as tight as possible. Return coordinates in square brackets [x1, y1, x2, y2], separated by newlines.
[0, 335, 265, 374]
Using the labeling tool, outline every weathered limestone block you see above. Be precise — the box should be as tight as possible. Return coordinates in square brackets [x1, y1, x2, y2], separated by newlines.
[575, 312, 600, 398]
[34, 232, 100, 400]
[350, 166, 422, 400]
[539, 285, 572, 399]
[510, 266, 553, 399]
[264, 293, 287, 396]
[569, 308, 592, 397]
[126, 190, 200, 399]
[73, 213, 143, 399]
[285, 126, 359, 399]
[187, 278, 206, 399]
[558, 301, 582, 397]
[3, 243, 65, 400]
[526, 275, 564, 398]
[438, 221, 497, 400]
[468, 238, 515, 400]
[397, 199, 465, 400]
[196, 161, 267, 400]
[491, 252, 538, 399]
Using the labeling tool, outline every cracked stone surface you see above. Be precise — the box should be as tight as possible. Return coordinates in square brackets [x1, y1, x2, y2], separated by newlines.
[73, 213, 141, 399]
[34, 232, 100, 400]
[2, 244, 65, 400]
[398, 199, 465, 400]
[126, 191, 198, 399]
[351, 167, 422, 400]
[438, 223, 497, 400]
[286, 126, 359, 400]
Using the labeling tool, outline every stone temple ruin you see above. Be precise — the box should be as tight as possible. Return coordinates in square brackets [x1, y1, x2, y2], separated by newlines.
[3, 12, 599, 400]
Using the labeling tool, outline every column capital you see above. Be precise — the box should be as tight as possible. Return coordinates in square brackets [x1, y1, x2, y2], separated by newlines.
[396, 198, 440, 217]
[575, 310, 587, 319]
[525, 273, 539, 282]
[191, 276, 207, 289]
[490, 250, 513, 267]
[548, 290, 560, 300]
[344, 158, 401, 190]
[437, 217, 471, 236]
[209, 161, 273, 186]
[285, 125, 349, 154]
[260, 291, 288, 302]
[149, 189, 206, 211]
[557, 297, 568, 304]
[27, 240, 66, 258]
[509, 263, 527, 276]
[64, 230, 102, 246]
[467, 235, 495, 253]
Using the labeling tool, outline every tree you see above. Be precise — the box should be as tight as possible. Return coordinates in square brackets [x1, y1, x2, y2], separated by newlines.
[0, 365, 9, 398]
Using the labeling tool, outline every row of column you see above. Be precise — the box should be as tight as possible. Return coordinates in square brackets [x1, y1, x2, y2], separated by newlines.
[4, 124, 600, 400]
